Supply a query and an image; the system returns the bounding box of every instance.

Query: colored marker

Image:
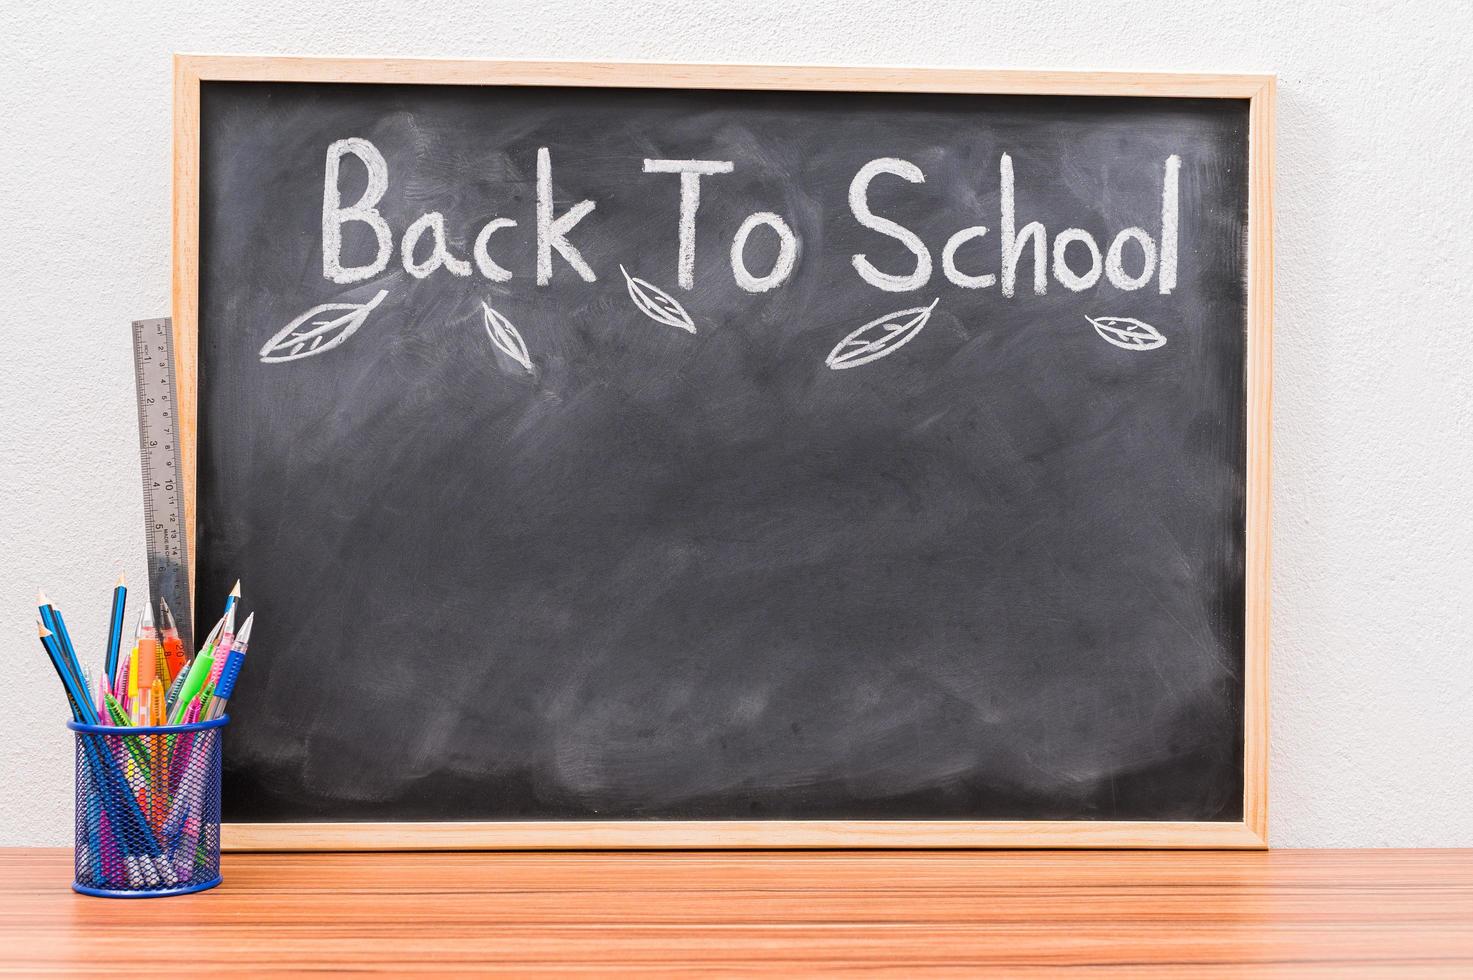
[104,572,127,683]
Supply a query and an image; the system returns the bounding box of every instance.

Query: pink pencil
[96,671,110,726]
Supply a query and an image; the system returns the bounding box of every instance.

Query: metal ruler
[131,317,194,651]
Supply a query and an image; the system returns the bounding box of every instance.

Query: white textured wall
[3,0,1471,847]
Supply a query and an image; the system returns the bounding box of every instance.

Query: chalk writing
[482,302,535,373]
[825,299,940,370]
[259,290,389,364]
[1087,315,1168,351]
[277,139,1188,369]
[621,266,696,333]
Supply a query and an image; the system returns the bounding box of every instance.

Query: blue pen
[104,573,127,684]
[205,613,252,720]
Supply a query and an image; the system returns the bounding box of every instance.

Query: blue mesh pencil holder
[68,716,228,898]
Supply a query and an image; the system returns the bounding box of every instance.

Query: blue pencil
[38,621,97,725]
[104,573,127,684]
[222,579,241,621]
[38,592,92,711]
[41,621,166,867]
[35,622,87,723]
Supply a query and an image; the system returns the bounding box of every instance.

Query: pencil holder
[68,716,228,898]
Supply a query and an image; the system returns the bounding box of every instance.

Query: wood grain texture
[173,57,1273,850]
[6,849,1470,976]
[172,54,201,615]
[1243,76,1276,844]
[175,54,1273,96]
[222,819,1266,851]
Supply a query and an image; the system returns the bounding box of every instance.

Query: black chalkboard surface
[186,62,1267,844]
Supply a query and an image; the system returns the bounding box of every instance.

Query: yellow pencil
[127,641,140,723]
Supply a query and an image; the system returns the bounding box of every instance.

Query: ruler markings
[131,318,194,651]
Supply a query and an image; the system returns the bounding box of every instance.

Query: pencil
[222,580,242,621]
[36,622,85,722]
[104,572,127,686]
[38,591,92,712]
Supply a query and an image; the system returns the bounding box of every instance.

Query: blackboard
[177,59,1273,848]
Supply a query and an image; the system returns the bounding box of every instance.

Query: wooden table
[6,848,1471,975]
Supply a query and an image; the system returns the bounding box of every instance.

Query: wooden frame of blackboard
[173,55,1274,850]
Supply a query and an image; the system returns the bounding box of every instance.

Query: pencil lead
[229,580,242,599]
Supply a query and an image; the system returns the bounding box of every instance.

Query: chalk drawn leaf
[1088,315,1167,351]
[481,302,535,373]
[825,298,939,370]
[620,265,696,334]
[259,290,389,364]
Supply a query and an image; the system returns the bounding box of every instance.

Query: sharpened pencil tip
[37,589,50,606]
[115,571,126,588]
[36,621,52,637]
[229,580,242,598]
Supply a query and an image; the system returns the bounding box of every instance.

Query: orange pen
[157,599,187,680]
[135,604,157,703]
